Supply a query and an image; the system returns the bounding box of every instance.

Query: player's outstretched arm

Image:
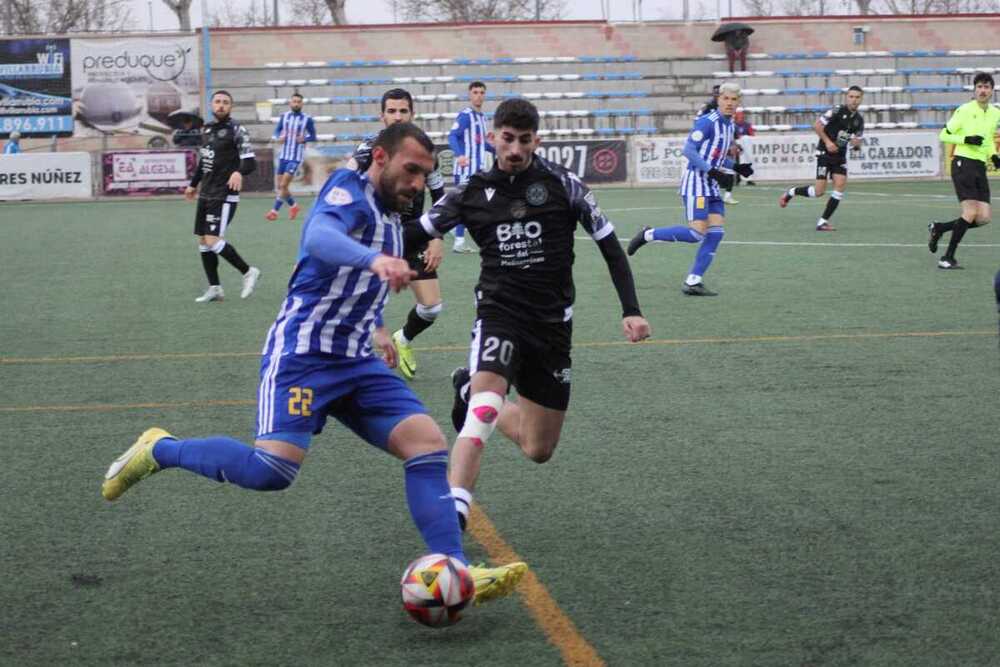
[595,234,650,342]
[370,255,416,293]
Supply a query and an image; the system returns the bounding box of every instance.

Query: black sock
[793,186,813,197]
[943,218,970,259]
[218,243,249,274]
[402,306,435,341]
[821,196,841,221]
[936,218,958,234]
[200,250,220,285]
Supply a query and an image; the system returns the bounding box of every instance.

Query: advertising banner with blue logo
[0,39,73,138]
[71,36,200,139]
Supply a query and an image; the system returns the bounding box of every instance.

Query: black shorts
[405,239,438,281]
[951,157,990,203]
[468,308,572,411]
[194,197,239,236]
[816,153,847,180]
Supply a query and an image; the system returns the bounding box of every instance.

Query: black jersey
[193,118,255,202]
[417,155,616,323]
[352,133,445,220]
[816,105,864,158]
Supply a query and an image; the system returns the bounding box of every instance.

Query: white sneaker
[195,285,224,303]
[241,266,261,299]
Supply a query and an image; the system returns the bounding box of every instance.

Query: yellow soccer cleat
[392,329,416,381]
[469,561,528,605]
[101,427,172,501]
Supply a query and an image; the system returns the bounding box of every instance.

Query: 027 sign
[534,140,627,183]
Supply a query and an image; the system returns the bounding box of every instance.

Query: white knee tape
[415,302,443,322]
[210,239,227,254]
[458,391,504,447]
[831,190,844,200]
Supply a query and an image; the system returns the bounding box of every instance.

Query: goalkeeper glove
[964,135,984,146]
[708,169,733,189]
[734,163,754,178]
[991,155,1000,170]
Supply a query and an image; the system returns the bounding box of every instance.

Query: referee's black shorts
[951,157,991,203]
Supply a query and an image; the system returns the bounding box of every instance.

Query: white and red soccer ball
[400,554,475,628]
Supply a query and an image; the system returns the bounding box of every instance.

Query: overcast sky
[132,0,743,32]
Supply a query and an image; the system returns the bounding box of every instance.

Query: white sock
[452,487,472,521]
[685,274,702,286]
[644,229,655,242]
[817,218,827,227]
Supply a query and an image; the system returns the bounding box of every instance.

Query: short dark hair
[492,98,539,132]
[290,92,303,101]
[847,85,864,94]
[380,88,413,113]
[211,90,233,101]
[974,71,995,88]
[469,81,486,91]
[372,121,434,157]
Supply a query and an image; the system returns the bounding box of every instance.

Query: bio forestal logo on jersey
[497,221,541,244]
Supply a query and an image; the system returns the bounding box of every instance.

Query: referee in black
[929,72,1000,270]
[186,90,261,302]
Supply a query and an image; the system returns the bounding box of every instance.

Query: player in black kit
[348,89,446,380]
[186,90,260,303]
[779,86,865,231]
[406,98,651,530]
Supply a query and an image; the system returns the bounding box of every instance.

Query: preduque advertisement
[71,36,200,139]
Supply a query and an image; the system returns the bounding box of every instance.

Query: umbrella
[166,109,204,130]
[712,23,754,42]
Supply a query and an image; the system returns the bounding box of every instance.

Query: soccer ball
[400,553,475,628]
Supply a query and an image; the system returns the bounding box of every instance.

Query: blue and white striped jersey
[448,107,493,183]
[273,110,317,162]
[680,110,734,199]
[261,169,402,360]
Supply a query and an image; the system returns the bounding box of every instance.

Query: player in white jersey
[627,83,752,296]
[100,121,529,605]
[447,81,494,253]
[267,93,317,221]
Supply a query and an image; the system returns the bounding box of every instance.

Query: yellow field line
[1,329,993,366]
[469,504,605,667]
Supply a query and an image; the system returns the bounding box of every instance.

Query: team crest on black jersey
[217,129,228,138]
[510,200,527,219]
[526,183,548,206]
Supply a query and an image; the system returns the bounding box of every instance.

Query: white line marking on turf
[576,235,1000,248]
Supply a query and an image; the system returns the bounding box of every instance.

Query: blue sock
[690,226,725,278]
[273,198,284,211]
[152,436,299,491]
[404,451,466,564]
[994,269,1000,312]
[285,196,296,207]
[455,225,465,239]
[652,226,703,243]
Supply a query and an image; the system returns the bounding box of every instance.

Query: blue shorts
[255,353,427,450]
[681,193,725,221]
[277,159,301,176]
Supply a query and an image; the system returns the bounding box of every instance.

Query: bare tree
[289,0,331,23]
[159,0,193,31]
[2,0,133,34]
[211,0,274,27]
[325,0,348,23]
[397,0,565,23]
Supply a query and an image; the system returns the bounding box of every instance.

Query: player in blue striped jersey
[267,93,317,222]
[101,122,528,603]
[627,82,752,296]
[447,81,494,253]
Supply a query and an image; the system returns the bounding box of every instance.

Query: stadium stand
[210,46,1000,141]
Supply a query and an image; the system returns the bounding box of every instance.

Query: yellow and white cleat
[101,428,171,501]
[469,561,528,605]
[392,329,416,381]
